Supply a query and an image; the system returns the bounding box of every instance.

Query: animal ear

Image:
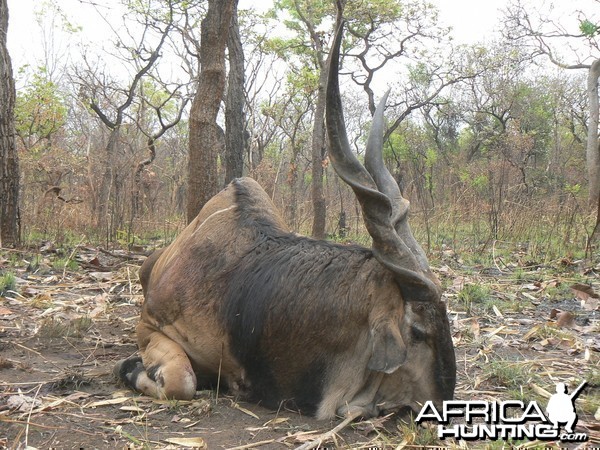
[368,323,407,374]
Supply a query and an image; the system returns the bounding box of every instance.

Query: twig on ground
[227,439,277,450]
[294,409,363,450]
[24,384,42,447]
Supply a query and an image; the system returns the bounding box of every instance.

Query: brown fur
[115,178,455,419]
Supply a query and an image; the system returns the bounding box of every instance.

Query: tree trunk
[310,67,327,239]
[96,127,119,236]
[187,0,236,223]
[224,2,245,185]
[587,59,600,208]
[0,0,20,247]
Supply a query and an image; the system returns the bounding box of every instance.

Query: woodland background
[0,0,599,262]
[0,1,599,448]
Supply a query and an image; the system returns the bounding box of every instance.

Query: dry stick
[60,238,85,281]
[215,343,224,403]
[24,383,43,448]
[491,239,504,275]
[294,409,363,450]
[0,416,89,433]
[8,422,25,450]
[13,342,44,358]
[227,439,277,450]
[126,266,133,296]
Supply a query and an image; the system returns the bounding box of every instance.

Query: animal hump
[231,178,290,233]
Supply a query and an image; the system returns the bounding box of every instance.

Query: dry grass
[0,244,598,449]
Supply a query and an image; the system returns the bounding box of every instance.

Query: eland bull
[115,22,456,420]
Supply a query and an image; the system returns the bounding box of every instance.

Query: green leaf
[579,19,599,37]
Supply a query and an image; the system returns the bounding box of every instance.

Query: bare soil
[0,246,599,449]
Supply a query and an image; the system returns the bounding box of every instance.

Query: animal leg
[115,324,197,400]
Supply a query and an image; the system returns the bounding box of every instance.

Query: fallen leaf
[164,437,207,448]
[287,431,321,444]
[452,276,466,291]
[120,406,145,413]
[353,413,391,435]
[523,325,542,341]
[66,392,92,402]
[0,306,13,316]
[7,394,42,412]
[470,318,480,339]
[0,357,14,369]
[529,383,552,399]
[570,283,599,301]
[263,417,289,427]
[585,336,600,351]
[112,390,133,398]
[21,287,39,297]
[452,314,460,331]
[452,334,462,346]
[233,403,260,419]
[581,297,599,311]
[245,426,268,432]
[486,325,506,337]
[89,271,116,282]
[86,397,131,408]
[438,265,451,275]
[40,241,55,252]
[88,256,101,267]
[35,392,91,411]
[492,305,503,318]
[555,310,576,328]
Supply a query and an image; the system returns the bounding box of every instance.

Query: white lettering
[443,400,468,422]
[464,400,490,423]
[414,401,443,422]
[415,399,587,443]
[437,424,460,438]
[499,400,524,423]
[522,400,547,422]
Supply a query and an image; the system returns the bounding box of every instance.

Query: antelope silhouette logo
[545,381,587,433]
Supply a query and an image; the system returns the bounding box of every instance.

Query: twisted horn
[326,20,440,302]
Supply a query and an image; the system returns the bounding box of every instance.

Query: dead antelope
[115,22,456,420]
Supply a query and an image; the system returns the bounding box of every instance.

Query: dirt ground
[0,245,599,449]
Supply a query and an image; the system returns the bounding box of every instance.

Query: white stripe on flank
[191,204,237,237]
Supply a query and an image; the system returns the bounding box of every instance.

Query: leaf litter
[0,244,598,448]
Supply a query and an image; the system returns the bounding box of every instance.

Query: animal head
[323,19,456,414]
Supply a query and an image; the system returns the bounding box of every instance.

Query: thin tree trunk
[187,0,236,223]
[310,64,328,239]
[86,31,166,241]
[224,2,245,185]
[587,59,600,208]
[0,0,20,247]
[96,128,119,235]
